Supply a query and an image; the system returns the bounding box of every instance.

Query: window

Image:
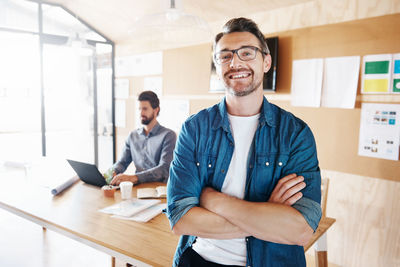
[0,1,115,171]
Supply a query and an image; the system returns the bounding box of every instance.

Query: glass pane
[0,32,41,161]
[42,43,95,163]
[42,4,106,42]
[0,0,38,32]
[96,43,114,171]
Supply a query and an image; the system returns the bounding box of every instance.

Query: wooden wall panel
[263,14,400,182]
[314,170,400,267]
[163,44,212,95]
[189,98,221,115]
[268,14,400,96]
[273,101,400,182]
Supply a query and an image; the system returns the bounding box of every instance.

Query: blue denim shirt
[166,97,321,267]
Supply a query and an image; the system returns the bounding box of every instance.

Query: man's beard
[141,114,154,125]
[226,80,261,96]
[223,68,262,97]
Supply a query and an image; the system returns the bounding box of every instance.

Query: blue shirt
[166,97,322,267]
[113,123,176,183]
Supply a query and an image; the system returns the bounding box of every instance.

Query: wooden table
[304,217,336,267]
[0,176,179,267]
[0,160,335,267]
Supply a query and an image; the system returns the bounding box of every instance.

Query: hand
[268,173,305,205]
[110,174,138,185]
[200,187,228,214]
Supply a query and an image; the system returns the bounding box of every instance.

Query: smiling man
[166,18,322,267]
[110,91,176,186]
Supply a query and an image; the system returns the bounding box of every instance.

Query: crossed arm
[172,174,314,246]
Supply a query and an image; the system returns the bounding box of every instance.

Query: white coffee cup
[120,181,133,200]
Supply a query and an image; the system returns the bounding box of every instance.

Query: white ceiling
[44,0,312,46]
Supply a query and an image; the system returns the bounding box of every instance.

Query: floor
[0,208,339,267]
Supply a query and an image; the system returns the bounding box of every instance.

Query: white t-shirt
[192,113,259,266]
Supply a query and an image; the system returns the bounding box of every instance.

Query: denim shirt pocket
[198,154,217,186]
[252,153,289,200]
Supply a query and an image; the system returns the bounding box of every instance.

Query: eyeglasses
[214,46,266,65]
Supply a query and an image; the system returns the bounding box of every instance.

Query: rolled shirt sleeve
[283,124,322,231]
[166,119,204,229]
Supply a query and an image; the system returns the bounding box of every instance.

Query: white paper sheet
[115,100,126,127]
[115,52,162,77]
[321,56,360,109]
[143,76,163,96]
[115,79,130,99]
[112,203,167,222]
[157,99,189,134]
[99,198,161,217]
[358,103,400,160]
[291,58,323,107]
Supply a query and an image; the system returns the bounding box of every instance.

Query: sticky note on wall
[365,61,390,74]
[393,54,400,93]
[364,79,389,93]
[361,54,392,94]
[394,60,400,74]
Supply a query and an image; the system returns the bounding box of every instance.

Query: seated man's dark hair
[138,91,160,109]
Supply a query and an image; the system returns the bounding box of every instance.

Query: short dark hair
[138,91,160,113]
[214,17,269,55]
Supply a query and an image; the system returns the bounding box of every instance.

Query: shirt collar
[137,122,161,136]
[212,96,276,130]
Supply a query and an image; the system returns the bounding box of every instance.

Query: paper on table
[361,54,392,94]
[291,58,323,107]
[137,186,166,199]
[51,176,80,195]
[358,103,400,160]
[112,203,167,222]
[321,56,360,108]
[99,198,161,217]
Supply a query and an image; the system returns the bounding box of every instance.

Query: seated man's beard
[141,115,153,125]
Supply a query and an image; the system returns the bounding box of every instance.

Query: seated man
[110,91,176,186]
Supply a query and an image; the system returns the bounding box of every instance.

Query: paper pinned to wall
[392,53,400,93]
[115,52,162,77]
[115,79,130,99]
[143,76,162,96]
[321,56,360,108]
[361,54,392,94]
[115,100,126,128]
[291,58,323,107]
[358,103,400,161]
[158,99,189,134]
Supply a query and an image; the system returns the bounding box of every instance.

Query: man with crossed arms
[167,17,321,267]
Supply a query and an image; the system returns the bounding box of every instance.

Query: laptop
[67,159,108,187]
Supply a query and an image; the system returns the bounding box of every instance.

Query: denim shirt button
[278,162,283,166]
[249,165,253,169]
[229,142,233,146]
[208,164,212,168]
[196,162,200,166]
[265,162,269,166]
[221,169,225,173]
